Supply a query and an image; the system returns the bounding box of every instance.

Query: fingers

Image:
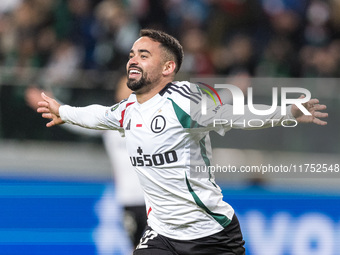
[42,113,53,119]
[296,97,328,126]
[313,111,328,118]
[37,92,55,127]
[307,98,320,105]
[311,101,328,126]
[313,118,328,126]
[37,101,49,108]
[46,120,55,128]
[38,92,53,108]
[311,100,328,125]
[307,98,328,123]
[310,102,328,119]
[312,104,327,111]
[41,92,51,101]
[41,113,63,127]
[37,93,50,112]
[37,106,50,113]
[42,114,61,127]
[36,91,63,127]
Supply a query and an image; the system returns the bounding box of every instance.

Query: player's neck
[135,78,173,104]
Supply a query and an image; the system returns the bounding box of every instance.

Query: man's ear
[162,61,176,76]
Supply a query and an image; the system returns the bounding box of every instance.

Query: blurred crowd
[0,0,340,140]
[0,0,340,78]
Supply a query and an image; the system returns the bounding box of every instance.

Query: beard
[127,72,152,92]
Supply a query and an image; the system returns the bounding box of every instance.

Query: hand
[291,96,328,125]
[37,92,65,127]
[25,87,53,110]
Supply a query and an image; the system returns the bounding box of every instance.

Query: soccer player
[37,29,328,255]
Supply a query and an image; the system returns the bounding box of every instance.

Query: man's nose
[128,56,138,66]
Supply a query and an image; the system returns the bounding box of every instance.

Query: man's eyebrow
[129,49,152,55]
[138,49,151,55]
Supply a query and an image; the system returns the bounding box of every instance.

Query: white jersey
[60,81,294,240]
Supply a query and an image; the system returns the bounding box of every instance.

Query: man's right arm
[37,92,121,130]
[59,104,120,130]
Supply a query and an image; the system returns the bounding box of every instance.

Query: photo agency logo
[198,83,313,128]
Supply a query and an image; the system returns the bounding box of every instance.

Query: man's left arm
[193,96,328,134]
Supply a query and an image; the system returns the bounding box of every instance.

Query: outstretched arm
[38,91,123,130]
[37,92,65,127]
[291,97,328,125]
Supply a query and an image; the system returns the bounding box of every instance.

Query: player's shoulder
[108,93,137,113]
[159,81,202,105]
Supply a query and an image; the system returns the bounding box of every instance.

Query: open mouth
[128,68,142,79]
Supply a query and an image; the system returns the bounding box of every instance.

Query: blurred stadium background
[0,0,339,254]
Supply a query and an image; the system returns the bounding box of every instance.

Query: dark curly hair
[140,29,184,73]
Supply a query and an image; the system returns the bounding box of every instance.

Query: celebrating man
[37,29,327,255]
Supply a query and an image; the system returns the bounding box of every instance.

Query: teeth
[129,70,141,74]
